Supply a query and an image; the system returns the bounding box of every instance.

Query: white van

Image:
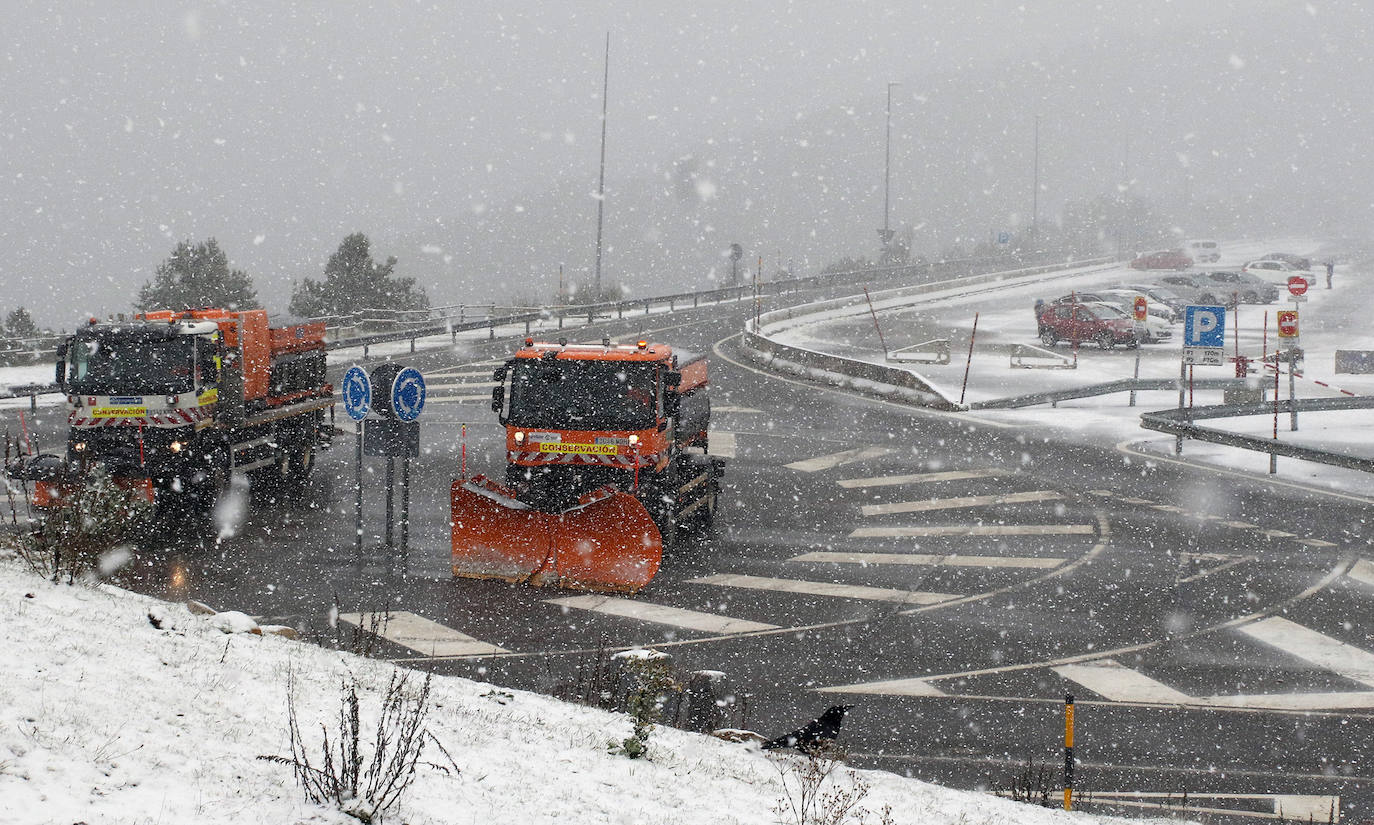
[1184,239,1221,263]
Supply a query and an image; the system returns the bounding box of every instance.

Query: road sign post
[342,366,372,557]
[366,365,427,567]
[1277,310,1300,431]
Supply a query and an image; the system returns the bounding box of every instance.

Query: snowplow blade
[450,475,662,593]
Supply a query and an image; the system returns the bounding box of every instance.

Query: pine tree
[289,233,428,319]
[135,238,258,312]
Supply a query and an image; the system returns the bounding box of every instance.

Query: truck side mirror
[665,370,682,389]
[54,342,67,389]
[663,392,681,420]
[491,366,508,417]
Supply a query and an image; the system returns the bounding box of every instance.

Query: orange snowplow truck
[450,338,724,593]
[21,308,334,511]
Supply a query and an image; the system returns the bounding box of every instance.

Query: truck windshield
[67,332,195,395]
[506,359,657,431]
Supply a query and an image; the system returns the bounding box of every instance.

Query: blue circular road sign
[342,365,372,421]
[391,367,426,422]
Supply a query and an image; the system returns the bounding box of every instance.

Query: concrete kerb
[741,258,1118,412]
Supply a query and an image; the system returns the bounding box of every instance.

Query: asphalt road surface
[40,292,1374,823]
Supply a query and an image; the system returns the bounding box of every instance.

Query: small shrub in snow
[608,651,679,760]
[772,743,894,825]
[13,465,151,583]
[260,668,444,823]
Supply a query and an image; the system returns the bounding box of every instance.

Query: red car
[1129,249,1193,270]
[1037,301,1139,349]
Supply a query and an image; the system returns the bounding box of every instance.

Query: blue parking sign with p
[1184,305,1226,347]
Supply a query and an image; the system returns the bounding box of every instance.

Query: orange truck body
[451,339,722,593]
[28,308,334,510]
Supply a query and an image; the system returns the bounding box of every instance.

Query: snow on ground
[0,554,1133,825]
[767,238,1374,499]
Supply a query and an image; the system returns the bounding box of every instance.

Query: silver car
[1192,270,1280,304]
[1147,274,1239,308]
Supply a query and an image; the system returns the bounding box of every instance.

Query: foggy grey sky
[2,1,1366,326]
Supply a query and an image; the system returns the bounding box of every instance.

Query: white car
[1242,259,1315,287]
[1093,288,1179,323]
[1085,302,1173,344]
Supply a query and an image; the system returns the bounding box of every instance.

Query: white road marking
[1205,691,1374,710]
[337,611,509,657]
[1349,558,1374,587]
[1239,616,1374,687]
[790,552,1065,569]
[714,405,763,414]
[424,381,496,391]
[1084,793,1340,822]
[786,446,896,473]
[710,430,737,458]
[1055,659,1193,704]
[1175,552,1254,584]
[861,490,1062,516]
[836,468,1012,488]
[426,394,495,405]
[425,365,501,379]
[1297,538,1338,547]
[546,595,777,634]
[688,573,958,604]
[849,524,1092,538]
[818,676,946,696]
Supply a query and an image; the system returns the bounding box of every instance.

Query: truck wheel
[194,456,231,515]
[642,467,680,551]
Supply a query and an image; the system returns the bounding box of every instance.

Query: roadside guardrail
[1139,396,1374,472]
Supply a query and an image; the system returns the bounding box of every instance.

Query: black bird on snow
[761,704,855,753]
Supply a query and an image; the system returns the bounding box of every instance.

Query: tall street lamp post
[880,81,899,259]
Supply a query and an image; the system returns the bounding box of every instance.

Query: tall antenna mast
[593,32,610,298]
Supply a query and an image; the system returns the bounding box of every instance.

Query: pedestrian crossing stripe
[1053,659,1192,704]
[786,446,897,473]
[546,595,778,634]
[337,611,509,656]
[1239,616,1374,687]
[1079,793,1339,823]
[426,394,495,405]
[789,552,1066,569]
[688,573,958,605]
[710,430,737,458]
[837,468,1012,489]
[1349,558,1374,587]
[424,381,496,391]
[714,405,763,414]
[861,490,1062,516]
[849,524,1093,538]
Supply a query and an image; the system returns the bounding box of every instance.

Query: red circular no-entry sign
[1288,275,1309,296]
[1277,310,1299,338]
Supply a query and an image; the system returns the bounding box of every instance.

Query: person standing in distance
[1326,261,1334,289]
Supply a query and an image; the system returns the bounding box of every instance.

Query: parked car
[1150,273,1239,307]
[1037,300,1139,349]
[1193,270,1279,304]
[1261,252,1312,270]
[1116,283,1190,318]
[1242,259,1316,287]
[1092,288,1180,323]
[1085,301,1173,344]
[1129,249,1193,270]
[1184,239,1222,264]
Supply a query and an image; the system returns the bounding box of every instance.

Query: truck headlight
[628,434,639,445]
[513,431,525,443]
[73,442,87,452]
[169,441,184,453]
